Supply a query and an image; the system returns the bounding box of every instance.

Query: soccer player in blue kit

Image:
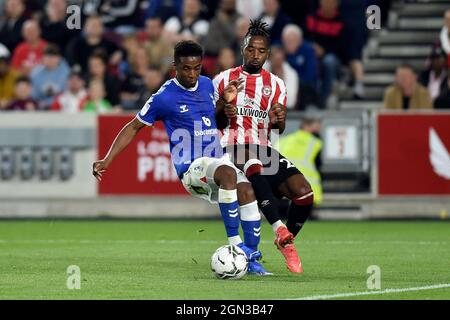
[92,41,271,275]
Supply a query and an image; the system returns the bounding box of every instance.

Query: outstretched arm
[92,117,146,181]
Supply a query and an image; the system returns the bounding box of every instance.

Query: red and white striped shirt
[213,66,287,147]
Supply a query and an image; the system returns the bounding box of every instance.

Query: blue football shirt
[136,76,223,178]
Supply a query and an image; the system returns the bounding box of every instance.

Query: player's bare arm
[215,78,244,128]
[269,103,286,134]
[92,117,146,181]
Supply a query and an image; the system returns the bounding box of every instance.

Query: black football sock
[247,173,281,225]
[286,202,313,237]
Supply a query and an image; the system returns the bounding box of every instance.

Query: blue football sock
[218,189,241,240]
[240,201,261,251]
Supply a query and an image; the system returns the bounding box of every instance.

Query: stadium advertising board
[98,115,188,195]
[324,125,358,160]
[378,113,450,195]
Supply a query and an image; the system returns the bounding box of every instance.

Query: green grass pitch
[0,220,449,300]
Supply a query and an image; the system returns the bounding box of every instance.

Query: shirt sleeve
[212,73,224,103]
[274,76,288,108]
[136,94,164,126]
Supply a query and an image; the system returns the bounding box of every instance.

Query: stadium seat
[38,147,53,180]
[0,148,15,180]
[19,147,34,180]
[59,148,74,181]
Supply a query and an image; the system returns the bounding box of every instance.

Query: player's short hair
[174,40,203,63]
[245,19,271,43]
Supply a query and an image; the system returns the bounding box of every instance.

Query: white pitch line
[294,283,450,300]
[0,239,447,245]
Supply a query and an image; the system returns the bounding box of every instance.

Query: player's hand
[222,78,244,103]
[92,160,108,181]
[224,102,237,118]
[269,106,285,124]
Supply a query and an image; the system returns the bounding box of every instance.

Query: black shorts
[224,144,301,198]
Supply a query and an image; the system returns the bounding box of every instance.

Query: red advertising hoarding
[97,115,188,195]
[378,113,450,195]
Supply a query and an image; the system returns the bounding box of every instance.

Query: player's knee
[216,165,237,189]
[237,182,256,204]
[291,183,314,206]
[243,159,263,178]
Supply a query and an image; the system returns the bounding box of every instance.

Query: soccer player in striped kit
[214,20,314,273]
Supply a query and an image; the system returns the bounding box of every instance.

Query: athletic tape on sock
[239,201,260,221]
[218,188,238,204]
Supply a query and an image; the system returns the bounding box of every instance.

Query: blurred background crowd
[0,0,449,114]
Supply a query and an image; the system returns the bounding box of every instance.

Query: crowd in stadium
[0,0,449,113]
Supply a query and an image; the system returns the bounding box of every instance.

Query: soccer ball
[211,244,248,280]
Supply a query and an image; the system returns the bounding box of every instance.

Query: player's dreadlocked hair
[245,19,271,42]
[174,40,204,63]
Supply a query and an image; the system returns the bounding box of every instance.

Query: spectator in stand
[282,25,317,88]
[232,16,250,65]
[120,46,150,110]
[39,0,78,53]
[204,0,241,57]
[339,0,367,100]
[0,0,27,52]
[211,47,237,77]
[134,67,165,110]
[266,45,299,110]
[0,44,20,109]
[439,10,450,67]
[164,0,209,45]
[83,79,113,113]
[258,0,291,45]
[282,24,319,110]
[77,0,101,17]
[200,0,221,21]
[11,19,47,76]
[306,0,360,107]
[4,76,37,111]
[99,0,144,34]
[419,47,448,103]
[87,50,121,109]
[236,0,263,20]
[434,71,450,109]
[141,17,173,75]
[279,0,315,29]
[145,0,183,24]
[65,16,123,72]
[30,43,70,110]
[121,33,139,75]
[51,67,89,113]
[383,64,432,110]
